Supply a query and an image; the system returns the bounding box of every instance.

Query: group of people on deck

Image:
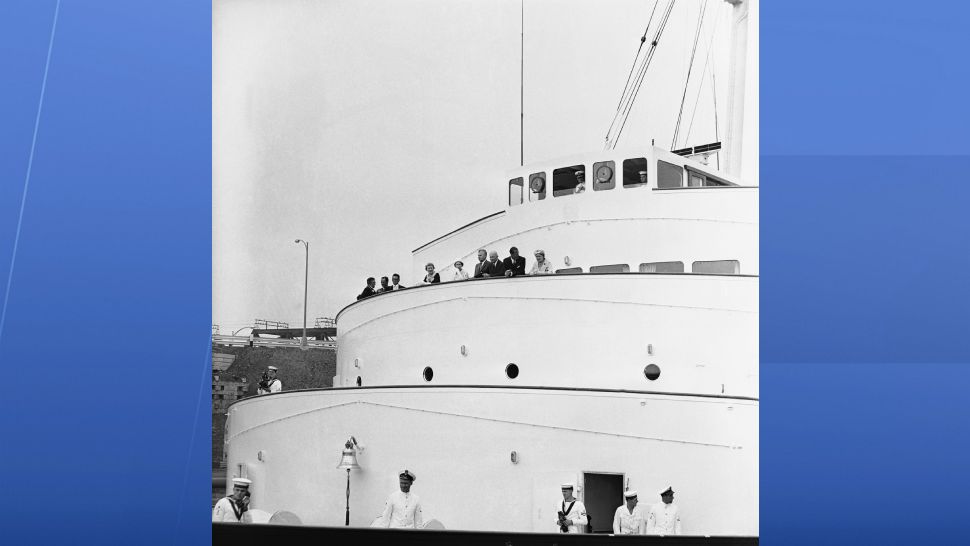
[356,247,555,300]
[558,483,683,535]
[215,474,682,535]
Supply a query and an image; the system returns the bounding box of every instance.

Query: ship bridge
[411,146,758,287]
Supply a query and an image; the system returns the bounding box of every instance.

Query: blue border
[0,1,968,544]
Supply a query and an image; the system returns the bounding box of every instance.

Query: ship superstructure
[222,0,757,537]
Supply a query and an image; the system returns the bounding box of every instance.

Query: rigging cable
[603,0,660,149]
[670,0,709,150]
[684,0,724,145]
[712,70,719,169]
[610,0,677,149]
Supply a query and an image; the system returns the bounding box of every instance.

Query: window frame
[639,261,685,273]
[622,157,650,188]
[657,160,684,189]
[508,177,524,206]
[592,160,616,191]
[528,172,546,202]
[691,259,741,275]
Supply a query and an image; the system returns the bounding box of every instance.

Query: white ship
[221,0,757,538]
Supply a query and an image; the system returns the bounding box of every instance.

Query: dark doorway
[583,472,624,534]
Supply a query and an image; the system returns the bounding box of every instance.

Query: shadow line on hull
[214,523,758,545]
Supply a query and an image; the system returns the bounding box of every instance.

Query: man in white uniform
[379,470,423,528]
[646,486,682,535]
[612,490,645,535]
[554,483,588,534]
[212,477,251,522]
[257,365,282,394]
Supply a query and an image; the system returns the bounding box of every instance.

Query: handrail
[212,335,336,349]
[412,210,505,254]
[335,271,759,321]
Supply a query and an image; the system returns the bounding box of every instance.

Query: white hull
[225,386,757,535]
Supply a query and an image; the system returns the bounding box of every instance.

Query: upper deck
[411,146,758,282]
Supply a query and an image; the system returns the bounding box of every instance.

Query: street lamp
[294,239,309,350]
[336,437,361,526]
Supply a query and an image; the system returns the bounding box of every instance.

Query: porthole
[505,363,519,379]
[643,364,661,381]
[356,376,362,387]
[423,367,434,382]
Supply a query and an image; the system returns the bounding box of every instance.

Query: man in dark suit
[473,249,488,278]
[503,246,526,277]
[389,273,406,290]
[481,250,506,277]
[357,277,377,300]
[377,276,392,293]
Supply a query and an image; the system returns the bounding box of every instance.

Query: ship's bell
[336,440,361,470]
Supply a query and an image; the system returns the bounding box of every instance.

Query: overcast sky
[213,0,757,332]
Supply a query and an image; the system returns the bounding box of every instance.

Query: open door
[583,472,624,534]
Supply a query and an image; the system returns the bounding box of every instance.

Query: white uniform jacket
[257,378,282,395]
[613,504,645,534]
[646,502,682,535]
[380,490,423,528]
[553,499,588,533]
[212,497,243,523]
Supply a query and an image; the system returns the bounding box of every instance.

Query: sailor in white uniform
[212,477,251,523]
[646,486,682,535]
[257,366,282,394]
[379,470,423,528]
[612,490,645,535]
[554,483,588,534]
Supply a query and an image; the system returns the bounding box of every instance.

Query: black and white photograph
[212,0,758,539]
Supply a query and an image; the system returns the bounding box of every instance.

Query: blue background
[1,0,968,544]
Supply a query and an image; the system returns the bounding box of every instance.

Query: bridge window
[692,260,740,274]
[509,177,524,206]
[592,161,615,191]
[589,264,630,273]
[623,157,649,188]
[657,160,684,189]
[639,261,685,273]
[529,172,546,201]
[687,167,731,187]
[556,267,583,274]
[552,164,586,197]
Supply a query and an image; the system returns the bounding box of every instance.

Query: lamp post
[294,239,309,350]
[336,437,361,526]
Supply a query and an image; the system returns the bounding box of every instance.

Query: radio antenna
[520,0,524,166]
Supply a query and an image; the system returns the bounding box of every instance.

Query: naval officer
[646,486,682,535]
[379,470,423,528]
[612,490,645,535]
[212,478,251,522]
[555,483,588,533]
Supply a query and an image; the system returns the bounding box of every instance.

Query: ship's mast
[722,0,750,177]
[520,0,524,166]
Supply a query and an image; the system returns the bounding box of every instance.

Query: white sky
[213,0,755,331]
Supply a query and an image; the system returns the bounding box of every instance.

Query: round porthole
[505,363,519,379]
[356,376,362,387]
[643,364,661,381]
[423,367,434,382]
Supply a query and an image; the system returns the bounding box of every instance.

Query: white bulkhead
[224,146,759,535]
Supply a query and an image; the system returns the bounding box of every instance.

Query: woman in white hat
[452,260,469,281]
